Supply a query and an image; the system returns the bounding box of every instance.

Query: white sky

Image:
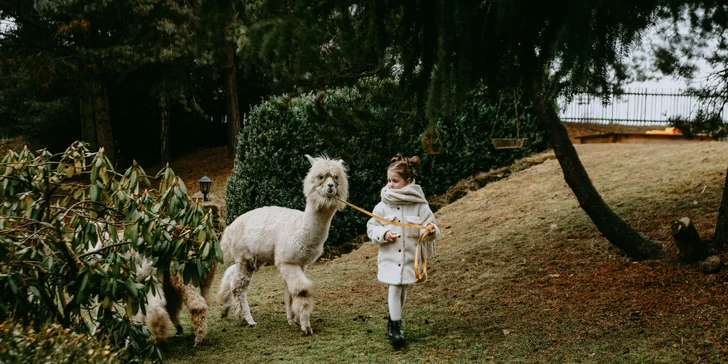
[558,18,724,125]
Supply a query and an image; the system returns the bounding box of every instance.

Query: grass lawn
[163,142,728,363]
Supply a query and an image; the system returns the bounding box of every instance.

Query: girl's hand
[426,223,436,236]
[384,231,399,242]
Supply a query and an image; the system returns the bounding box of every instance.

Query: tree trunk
[526,77,663,260]
[224,39,241,158]
[80,77,97,150]
[91,77,115,164]
[672,217,709,264]
[712,164,728,250]
[160,93,171,164]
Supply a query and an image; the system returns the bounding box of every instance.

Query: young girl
[366,154,440,349]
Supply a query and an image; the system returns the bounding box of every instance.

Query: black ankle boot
[390,320,404,349]
[387,318,394,340]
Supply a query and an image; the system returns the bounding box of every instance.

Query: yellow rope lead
[338,198,433,280]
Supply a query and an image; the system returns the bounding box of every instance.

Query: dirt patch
[146,146,234,221]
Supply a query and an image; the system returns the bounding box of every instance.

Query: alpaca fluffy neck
[297,203,337,249]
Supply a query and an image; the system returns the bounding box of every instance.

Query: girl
[366,154,440,349]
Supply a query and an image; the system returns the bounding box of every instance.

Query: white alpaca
[131,256,171,342]
[219,155,348,334]
[88,226,215,345]
[130,252,217,345]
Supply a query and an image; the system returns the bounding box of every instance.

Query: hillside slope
[165,142,728,363]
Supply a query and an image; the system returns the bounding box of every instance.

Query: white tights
[388,284,410,321]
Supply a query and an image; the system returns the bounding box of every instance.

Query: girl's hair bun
[389,153,405,165]
[387,154,420,180]
[407,155,421,169]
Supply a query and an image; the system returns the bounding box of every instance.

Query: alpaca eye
[334,176,338,181]
[318,175,323,179]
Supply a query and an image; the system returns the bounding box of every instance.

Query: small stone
[701,255,721,273]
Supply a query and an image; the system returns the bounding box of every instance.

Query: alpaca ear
[337,159,344,167]
[305,154,316,166]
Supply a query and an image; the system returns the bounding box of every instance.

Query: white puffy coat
[367,184,440,285]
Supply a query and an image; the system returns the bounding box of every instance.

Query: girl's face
[387,169,411,189]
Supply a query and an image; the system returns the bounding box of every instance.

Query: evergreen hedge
[226,79,547,250]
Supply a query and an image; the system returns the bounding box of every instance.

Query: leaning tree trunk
[527,77,663,260]
[91,77,115,164]
[713,164,728,251]
[224,38,241,158]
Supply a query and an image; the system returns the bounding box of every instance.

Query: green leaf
[200,242,210,260]
[99,164,109,185]
[90,164,98,184]
[125,222,139,245]
[130,171,138,194]
[108,224,118,241]
[8,277,18,295]
[197,229,207,243]
[125,298,134,318]
[89,184,100,201]
[80,272,89,292]
[213,241,224,262]
[178,180,188,196]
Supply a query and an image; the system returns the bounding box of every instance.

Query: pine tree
[244,0,669,258]
[0,0,208,164]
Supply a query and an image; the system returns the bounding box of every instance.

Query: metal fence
[558,89,728,125]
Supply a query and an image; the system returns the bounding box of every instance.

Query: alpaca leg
[279,263,314,335]
[169,271,209,346]
[145,293,172,342]
[184,286,209,346]
[232,260,257,326]
[283,280,295,325]
[218,265,237,319]
[163,270,184,335]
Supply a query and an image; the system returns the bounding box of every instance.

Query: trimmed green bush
[226,79,546,250]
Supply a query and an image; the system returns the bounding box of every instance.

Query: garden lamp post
[198,174,212,202]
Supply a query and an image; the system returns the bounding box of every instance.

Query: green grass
[164,142,728,363]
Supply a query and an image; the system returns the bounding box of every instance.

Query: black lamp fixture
[198,173,212,202]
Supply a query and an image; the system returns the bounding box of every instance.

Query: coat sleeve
[367,203,390,245]
[419,203,441,239]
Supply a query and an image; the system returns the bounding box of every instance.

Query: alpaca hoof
[175,325,183,335]
[244,319,257,327]
[194,337,204,347]
[302,325,313,336]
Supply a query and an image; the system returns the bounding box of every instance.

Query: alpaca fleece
[219,155,348,334]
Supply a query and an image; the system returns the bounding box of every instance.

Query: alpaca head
[303,155,348,211]
[292,290,315,335]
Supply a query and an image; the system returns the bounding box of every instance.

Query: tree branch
[77,241,132,259]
